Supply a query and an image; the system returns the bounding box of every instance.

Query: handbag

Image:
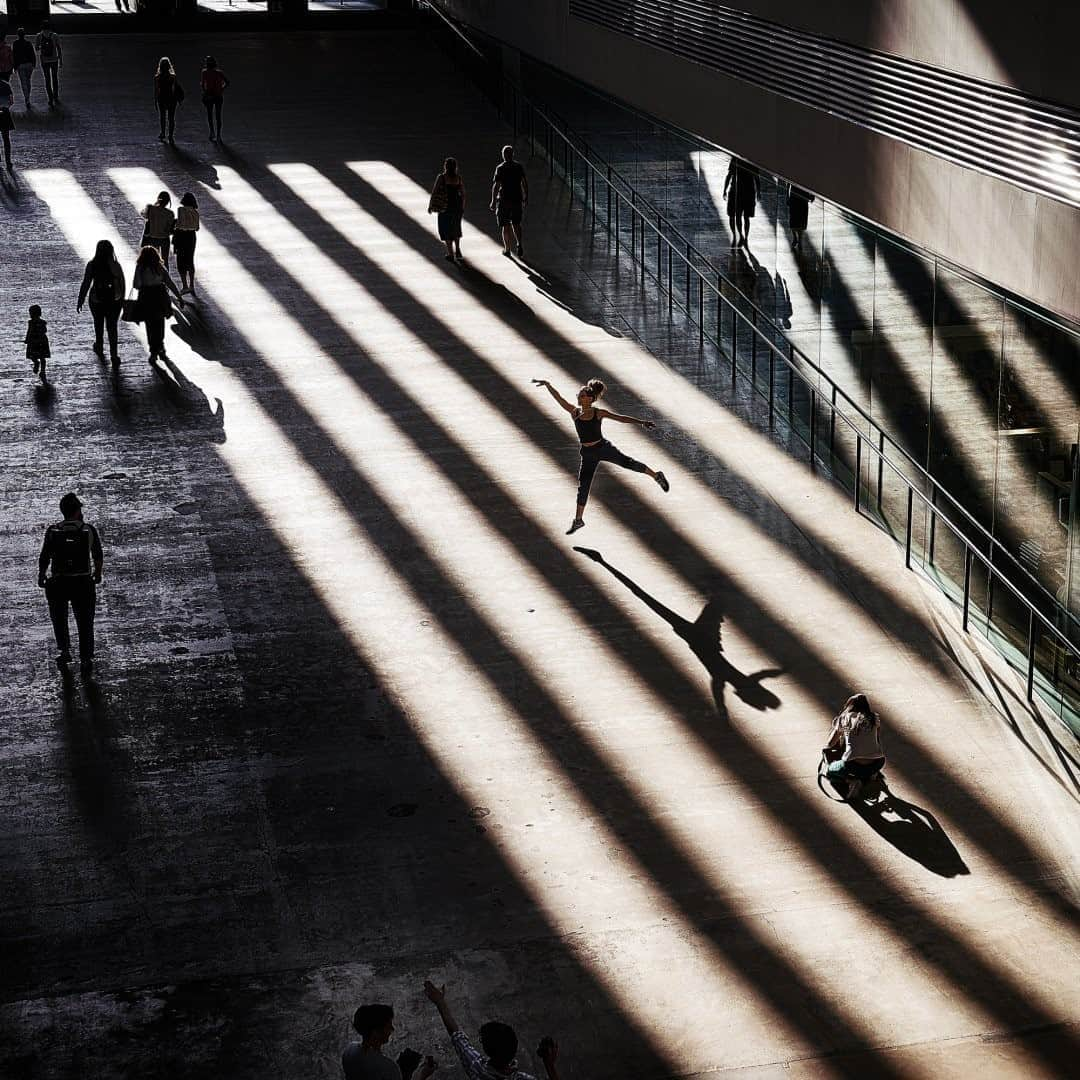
[121,289,142,324]
[428,176,448,214]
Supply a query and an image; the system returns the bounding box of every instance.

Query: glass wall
[519,57,1080,724]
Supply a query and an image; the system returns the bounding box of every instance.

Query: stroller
[818,746,887,803]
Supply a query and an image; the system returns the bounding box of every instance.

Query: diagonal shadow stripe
[287,160,1080,926]
[101,205,914,1075]
[174,163,1080,1069]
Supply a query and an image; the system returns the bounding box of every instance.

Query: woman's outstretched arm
[532,379,576,414]
[597,408,655,429]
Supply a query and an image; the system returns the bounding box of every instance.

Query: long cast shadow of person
[850,783,970,878]
[574,547,783,720]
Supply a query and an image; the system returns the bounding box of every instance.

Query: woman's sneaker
[655,471,670,492]
[566,518,585,535]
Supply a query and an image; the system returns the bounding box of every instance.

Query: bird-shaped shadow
[575,547,783,720]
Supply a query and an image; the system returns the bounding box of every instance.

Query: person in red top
[200,56,229,143]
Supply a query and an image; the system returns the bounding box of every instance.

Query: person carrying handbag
[428,157,466,262]
[132,245,183,364]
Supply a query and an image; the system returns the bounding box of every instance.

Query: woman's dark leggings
[89,299,121,358]
[158,103,176,140]
[577,440,648,506]
[144,314,166,354]
[204,97,223,135]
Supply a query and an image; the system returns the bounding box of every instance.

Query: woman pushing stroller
[822,693,886,801]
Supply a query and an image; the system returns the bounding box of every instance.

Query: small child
[25,304,51,382]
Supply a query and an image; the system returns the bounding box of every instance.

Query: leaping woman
[533,376,669,534]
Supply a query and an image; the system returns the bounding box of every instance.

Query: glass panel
[929,268,1003,532]
[776,182,823,371]
[999,304,1080,614]
[820,207,874,482]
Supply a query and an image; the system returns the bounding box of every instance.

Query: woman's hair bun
[586,378,606,399]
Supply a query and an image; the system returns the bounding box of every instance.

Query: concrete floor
[1,27,1079,1080]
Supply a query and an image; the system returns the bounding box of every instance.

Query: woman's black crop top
[573,408,603,442]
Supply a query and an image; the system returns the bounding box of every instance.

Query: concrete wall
[439,0,1080,325]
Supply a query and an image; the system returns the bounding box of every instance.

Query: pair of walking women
[154,55,229,145]
[76,239,184,366]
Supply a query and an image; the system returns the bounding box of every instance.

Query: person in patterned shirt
[422,981,560,1080]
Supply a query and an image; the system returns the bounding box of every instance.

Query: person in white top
[140,190,175,269]
[822,693,886,800]
[173,191,200,296]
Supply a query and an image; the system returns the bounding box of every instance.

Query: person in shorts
[489,144,528,258]
[200,56,229,142]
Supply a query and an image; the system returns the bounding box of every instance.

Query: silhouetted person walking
[0,33,14,86]
[0,71,14,170]
[12,29,34,110]
[140,189,175,268]
[39,492,103,673]
[200,56,228,142]
[34,19,61,108]
[77,239,125,366]
[490,144,528,257]
[787,184,814,249]
[533,376,668,534]
[428,156,465,262]
[723,158,758,247]
[173,192,200,296]
[24,303,50,382]
[154,56,183,145]
[424,980,562,1080]
[342,1003,436,1080]
[133,244,183,363]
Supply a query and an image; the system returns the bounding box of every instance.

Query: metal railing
[419,2,1080,727]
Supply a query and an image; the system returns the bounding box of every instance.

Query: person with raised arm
[533,376,669,534]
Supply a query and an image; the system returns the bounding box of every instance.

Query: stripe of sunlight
[27,166,765,1077]
[120,164,951,1057]
[335,162,1080,992]
[100,166,881,1073]
[267,165,917,682]
[346,163,1080,827]
[336,164,1074,833]
[343,160,948,622]
[295,162,1080,939]
[282,162,935,659]
[189,164,1080,1056]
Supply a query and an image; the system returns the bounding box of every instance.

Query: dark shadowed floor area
[1,27,1079,1080]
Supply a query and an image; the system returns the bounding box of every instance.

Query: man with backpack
[35,19,62,108]
[12,28,34,110]
[39,493,104,674]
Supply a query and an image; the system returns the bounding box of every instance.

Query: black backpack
[92,260,114,303]
[39,35,56,62]
[50,522,92,576]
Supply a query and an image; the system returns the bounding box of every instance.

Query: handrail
[419,1,1080,714]
[531,103,1080,639]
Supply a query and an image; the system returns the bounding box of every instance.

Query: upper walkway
[1,26,1078,1080]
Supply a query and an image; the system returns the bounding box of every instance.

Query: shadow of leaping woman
[574,546,783,721]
